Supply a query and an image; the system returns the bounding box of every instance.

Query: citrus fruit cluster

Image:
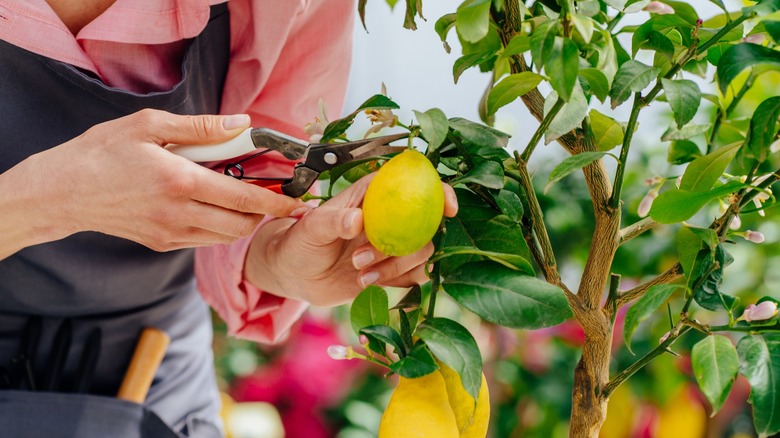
[362,149,444,257]
[378,363,489,437]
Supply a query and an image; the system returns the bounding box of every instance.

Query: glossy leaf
[679,143,740,192]
[692,335,739,415]
[579,68,611,103]
[443,261,573,329]
[435,13,457,52]
[500,35,531,58]
[390,343,439,378]
[737,334,780,437]
[450,160,505,189]
[690,245,737,312]
[662,78,701,128]
[454,51,498,84]
[449,117,510,148]
[589,109,624,151]
[492,189,524,223]
[545,152,608,193]
[632,15,693,57]
[350,286,390,335]
[414,108,449,153]
[545,86,589,144]
[648,181,744,224]
[623,284,683,353]
[660,123,712,141]
[667,140,702,164]
[546,37,580,102]
[572,14,595,43]
[432,246,534,275]
[456,0,492,43]
[487,72,544,116]
[530,20,558,69]
[717,43,780,93]
[360,325,407,357]
[677,226,704,280]
[609,60,661,109]
[604,0,650,13]
[746,96,780,162]
[440,189,531,275]
[417,318,483,400]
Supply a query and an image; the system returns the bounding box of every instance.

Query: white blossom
[644,1,674,14]
[303,99,330,143]
[738,301,778,322]
[744,230,765,244]
[327,345,349,360]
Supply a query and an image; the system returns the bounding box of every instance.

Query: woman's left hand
[244,174,458,307]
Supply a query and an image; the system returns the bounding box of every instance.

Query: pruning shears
[167,128,408,197]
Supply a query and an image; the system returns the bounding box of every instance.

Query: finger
[189,169,308,217]
[295,206,363,246]
[180,201,265,239]
[380,264,432,288]
[357,242,435,288]
[442,183,459,217]
[129,109,252,146]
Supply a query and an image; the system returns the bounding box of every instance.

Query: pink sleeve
[195,0,355,344]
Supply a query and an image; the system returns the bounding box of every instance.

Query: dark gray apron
[0,4,230,437]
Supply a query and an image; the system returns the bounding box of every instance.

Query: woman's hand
[245,174,459,307]
[0,109,307,258]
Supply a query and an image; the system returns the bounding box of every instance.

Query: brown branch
[619,217,657,244]
[615,263,683,308]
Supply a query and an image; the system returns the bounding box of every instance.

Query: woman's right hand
[0,109,307,258]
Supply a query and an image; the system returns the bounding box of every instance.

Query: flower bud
[659,331,670,344]
[358,334,369,345]
[644,1,674,14]
[742,34,766,45]
[739,301,778,322]
[637,189,659,218]
[745,230,765,244]
[729,214,742,230]
[327,345,349,360]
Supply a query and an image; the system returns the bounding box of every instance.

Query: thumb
[137,110,251,145]
[298,207,363,246]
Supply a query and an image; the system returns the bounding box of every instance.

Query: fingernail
[222,114,251,131]
[359,271,379,287]
[344,210,359,230]
[353,251,375,269]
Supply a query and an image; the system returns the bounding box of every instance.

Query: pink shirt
[0,0,355,343]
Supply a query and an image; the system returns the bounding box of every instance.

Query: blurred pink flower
[644,1,674,14]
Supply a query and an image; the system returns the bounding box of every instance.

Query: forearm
[0,153,71,260]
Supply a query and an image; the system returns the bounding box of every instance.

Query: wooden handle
[116,327,170,404]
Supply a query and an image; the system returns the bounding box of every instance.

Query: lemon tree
[319,0,780,436]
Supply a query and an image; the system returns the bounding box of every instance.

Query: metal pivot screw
[324,152,338,165]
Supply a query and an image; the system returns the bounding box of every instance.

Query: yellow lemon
[655,386,706,438]
[599,383,637,438]
[363,149,444,256]
[379,372,460,438]
[438,362,490,438]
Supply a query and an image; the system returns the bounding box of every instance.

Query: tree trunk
[570,311,613,437]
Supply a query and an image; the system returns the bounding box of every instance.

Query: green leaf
[589,109,625,151]
[500,35,531,58]
[708,0,727,13]
[360,325,407,357]
[609,60,661,109]
[623,284,683,353]
[456,0,491,43]
[453,51,498,84]
[392,285,422,310]
[449,117,510,148]
[416,318,483,401]
[443,261,573,329]
[766,21,780,43]
[450,160,505,189]
[667,140,702,164]
[746,96,780,162]
[492,189,524,223]
[662,78,701,128]
[743,0,780,16]
[687,227,719,250]
[435,13,457,52]
[350,286,390,335]
[546,37,580,102]
[414,108,449,153]
[690,245,737,312]
[679,143,740,192]
[636,31,675,59]
[432,246,534,275]
[662,0,699,25]
[545,86,589,144]
[358,0,368,31]
[717,43,780,93]
[661,123,712,141]
[737,334,780,437]
[692,335,739,415]
[572,14,595,43]
[487,72,544,116]
[579,68,611,103]
[321,94,400,143]
[677,226,704,280]
[403,0,420,30]
[604,0,651,13]
[390,343,439,378]
[530,20,558,69]
[545,152,608,193]
[632,15,693,57]
[648,181,745,224]
[441,189,531,275]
